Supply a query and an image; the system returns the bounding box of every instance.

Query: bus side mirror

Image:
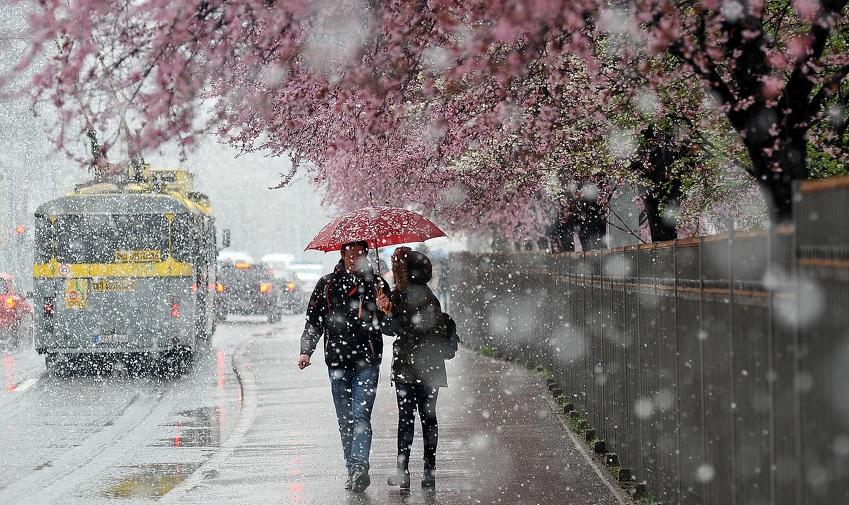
[222,229,231,249]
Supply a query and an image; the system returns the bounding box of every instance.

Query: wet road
[0,316,622,505]
[166,317,623,505]
[0,318,252,504]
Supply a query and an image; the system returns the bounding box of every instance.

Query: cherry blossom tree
[631,0,849,222]
[8,0,842,243]
[9,0,602,239]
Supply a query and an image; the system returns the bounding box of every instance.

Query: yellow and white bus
[32,168,227,375]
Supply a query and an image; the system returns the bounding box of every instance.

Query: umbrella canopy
[305,206,447,252]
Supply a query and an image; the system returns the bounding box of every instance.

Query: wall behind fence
[446,176,849,505]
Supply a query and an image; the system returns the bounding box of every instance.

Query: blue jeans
[328,365,379,474]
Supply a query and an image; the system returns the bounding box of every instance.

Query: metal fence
[445,176,849,505]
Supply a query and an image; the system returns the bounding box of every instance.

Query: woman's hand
[376,291,393,314]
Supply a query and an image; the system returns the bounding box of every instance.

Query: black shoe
[351,468,371,493]
[344,473,353,490]
[421,469,436,489]
[387,469,411,489]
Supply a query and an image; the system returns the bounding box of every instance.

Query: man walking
[297,241,390,493]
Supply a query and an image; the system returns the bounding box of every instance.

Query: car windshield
[288,263,323,282]
[218,264,269,284]
[264,262,295,280]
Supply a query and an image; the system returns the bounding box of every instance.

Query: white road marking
[14,378,38,392]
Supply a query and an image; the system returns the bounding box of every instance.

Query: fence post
[728,228,738,505]
[698,234,707,504]
[790,186,802,505]
[674,239,682,501]
[767,227,776,505]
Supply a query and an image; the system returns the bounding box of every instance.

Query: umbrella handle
[373,247,384,303]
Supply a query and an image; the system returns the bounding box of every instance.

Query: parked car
[260,253,295,271]
[218,250,254,264]
[286,261,325,295]
[0,273,33,349]
[214,259,279,323]
[260,254,305,313]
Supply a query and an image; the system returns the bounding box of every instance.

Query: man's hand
[297,354,312,369]
[376,291,392,314]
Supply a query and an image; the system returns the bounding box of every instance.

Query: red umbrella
[305,206,447,253]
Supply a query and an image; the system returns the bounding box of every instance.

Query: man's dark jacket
[300,260,390,369]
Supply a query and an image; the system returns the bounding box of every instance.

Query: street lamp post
[6,161,18,276]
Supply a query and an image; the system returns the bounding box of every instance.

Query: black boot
[387,467,411,489]
[421,468,436,489]
[350,467,371,493]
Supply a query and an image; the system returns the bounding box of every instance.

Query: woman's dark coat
[386,270,448,388]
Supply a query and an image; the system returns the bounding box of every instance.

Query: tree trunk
[547,213,576,252]
[744,128,807,225]
[575,199,607,251]
[641,191,680,243]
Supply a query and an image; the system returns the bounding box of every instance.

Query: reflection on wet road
[106,463,202,499]
[0,314,621,505]
[0,316,271,504]
[157,407,222,448]
[161,317,621,505]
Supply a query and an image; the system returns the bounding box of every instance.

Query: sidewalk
[164,317,624,504]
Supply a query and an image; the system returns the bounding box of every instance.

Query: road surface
[0,316,622,505]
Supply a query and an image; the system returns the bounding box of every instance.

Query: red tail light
[170,301,181,318]
[43,298,55,317]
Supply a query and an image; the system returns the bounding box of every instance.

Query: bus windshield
[54,214,169,264]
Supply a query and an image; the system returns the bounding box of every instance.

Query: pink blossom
[6,0,848,234]
[794,0,821,22]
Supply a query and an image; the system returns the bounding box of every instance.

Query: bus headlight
[259,283,273,294]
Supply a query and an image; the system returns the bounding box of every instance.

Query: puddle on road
[105,463,201,498]
[155,407,222,448]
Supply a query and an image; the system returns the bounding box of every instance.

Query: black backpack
[442,312,460,359]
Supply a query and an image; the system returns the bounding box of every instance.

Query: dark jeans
[328,365,379,474]
[395,383,439,470]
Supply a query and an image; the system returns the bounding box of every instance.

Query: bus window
[172,215,199,263]
[34,216,54,262]
[55,214,169,263]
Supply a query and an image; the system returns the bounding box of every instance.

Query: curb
[474,349,634,505]
[535,378,633,505]
[159,343,258,502]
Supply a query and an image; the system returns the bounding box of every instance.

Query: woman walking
[376,247,447,491]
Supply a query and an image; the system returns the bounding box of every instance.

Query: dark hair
[340,241,369,254]
[405,250,432,284]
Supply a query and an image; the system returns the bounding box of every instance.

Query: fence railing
[446,175,849,505]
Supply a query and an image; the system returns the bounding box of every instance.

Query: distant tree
[629,0,849,222]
